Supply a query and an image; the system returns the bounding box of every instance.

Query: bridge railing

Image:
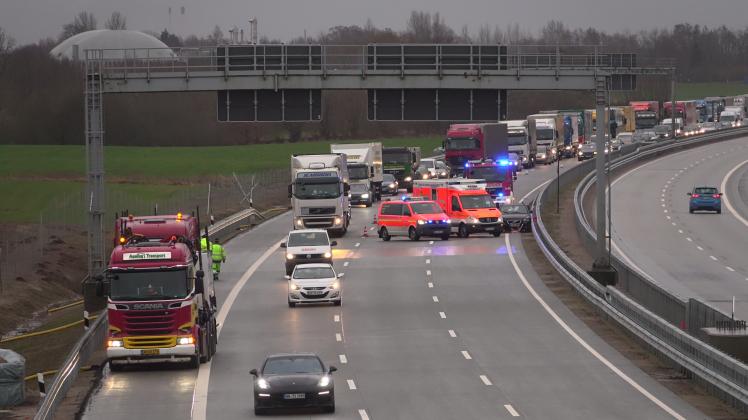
[534,126,748,413]
[83,44,672,79]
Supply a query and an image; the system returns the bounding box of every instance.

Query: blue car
[688,187,722,214]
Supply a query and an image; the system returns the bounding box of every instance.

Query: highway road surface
[82,159,706,419]
[611,136,748,320]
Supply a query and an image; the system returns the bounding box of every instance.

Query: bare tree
[105,12,127,30]
[406,11,432,42]
[60,12,97,40]
[0,26,15,53]
[208,25,225,45]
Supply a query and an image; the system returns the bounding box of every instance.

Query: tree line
[0,12,747,146]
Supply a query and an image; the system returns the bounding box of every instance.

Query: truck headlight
[334,217,342,225]
[323,252,332,259]
[440,171,447,177]
[422,174,429,179]
[538,153,546,159]
[565,146,571,150]
[177,336,195,345]
[578,151,583,156]
[286,253,295,260]
[404,176,412,182]
[295,218,304,227]
[107,339,123,348]
[361,193,369,199]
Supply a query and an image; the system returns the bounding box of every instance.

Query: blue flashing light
[498,159,510,166]
[498,192,504,197]
[401,195,408,201]
[465,162,470,168]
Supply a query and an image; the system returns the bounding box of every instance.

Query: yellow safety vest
[211,243,225,262]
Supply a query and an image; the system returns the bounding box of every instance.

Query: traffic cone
[362,225,369,238]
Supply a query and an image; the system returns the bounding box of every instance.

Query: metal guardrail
[33,206,282,419]
[533,127,748,413]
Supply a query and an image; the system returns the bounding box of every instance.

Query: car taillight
[712,194,720,198]
[691,194,700,198]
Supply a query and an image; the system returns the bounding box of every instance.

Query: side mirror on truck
[344,183,351,193]
[195,271,205,294]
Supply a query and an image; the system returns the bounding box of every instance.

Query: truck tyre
[254,407,266,415]
[458,224,469,238]
[190,355,200,369]
[408,227,420,241]
[199,332,209,363]
[109,362,124,372]
[380,227,391,241]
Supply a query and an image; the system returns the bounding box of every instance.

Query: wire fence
[0,168,289,294]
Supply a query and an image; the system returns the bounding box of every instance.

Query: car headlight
[578,151,583,156]
[361,193,369,199]
[257,378,270,390]
[404,176,412,182]
[417,219,426,225]
[330,281,340,290]
[295,218,304,227]
[107,339,123,348]
[565,146,571,150]
[318,375,331,387]
[467,216,479,224]
[289,283,300,291]
[286,253,295,260]
[388,183,395,188]
[177,336,194,345]
[334,217,342,225]
[497,217,503,223]
[422,174,429,179]
[522,156,528,162]
[440,171,447,176]
[323,252,332,259]
[551,148,557,155]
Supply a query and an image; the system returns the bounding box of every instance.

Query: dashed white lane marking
[429,240,434,245]
[686,237,693,242]
[192,238,283,420]
[339,354,348,364]
[355,242,361,247]
[426,249,432,254]
[678,229,683,234]
[336,333,343,342]
[347,379,357,390]
[359,409,370,420]
[697,246,704,251]
[426,270,432,276]
[461,350,472,360]
[344,261,350,267]
[427,282,434,288]
[448,329,457,337]
[664,210,668,213]
[671,222,676,226]
[439,311,447,319]
[726,266,735,272]
[710,255,718,261]
[504,404,520,417]
[720,159,748,228]
[504,235,686,420]
[666,216,671,220]
[480,375,493,386]
[426,259,431,264]
[661,204,666,208]
[432,296,439,302]
[334,315,340,322]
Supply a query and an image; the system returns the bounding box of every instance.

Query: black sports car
[499,203,532,232]
[251,353,337,415]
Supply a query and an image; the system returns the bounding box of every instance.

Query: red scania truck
[114,213,199,247]
[99,240,217,370]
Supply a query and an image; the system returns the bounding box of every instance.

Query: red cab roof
[109,242,192,269]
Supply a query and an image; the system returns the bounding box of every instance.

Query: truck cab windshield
[445,137,480,150]
[507,132,527,146]
[383,152,411,164]
[293,180,341,199]
[536,129,555,141]
[460,195,495,209]
[348,165,369,180]
[109,268,191,301]
[468,166,506,182]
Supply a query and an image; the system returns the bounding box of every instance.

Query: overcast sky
[2,0,748,45]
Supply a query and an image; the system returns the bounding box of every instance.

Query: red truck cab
[464,159,514,205]
[103,241,217,369]
[444,123,507,175]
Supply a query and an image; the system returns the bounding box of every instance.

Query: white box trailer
[330,142,384,200]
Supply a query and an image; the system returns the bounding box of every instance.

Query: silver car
[287,263,343,307]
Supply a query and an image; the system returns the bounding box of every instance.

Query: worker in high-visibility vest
[211,238,226,275]
[200,236,210,252]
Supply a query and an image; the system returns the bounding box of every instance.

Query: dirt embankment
[0,225,86,336]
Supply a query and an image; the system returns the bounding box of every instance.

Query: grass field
[676,82,748,100]
[0,137,442,180]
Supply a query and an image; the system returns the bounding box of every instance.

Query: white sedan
[287,263,343,307]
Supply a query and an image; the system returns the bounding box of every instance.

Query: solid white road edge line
[720,159,748,228]
[358,409,370,420]
[191,239,283,420]
[520,179,552,203]
[504,235,685,420]
[504,404,520,417]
